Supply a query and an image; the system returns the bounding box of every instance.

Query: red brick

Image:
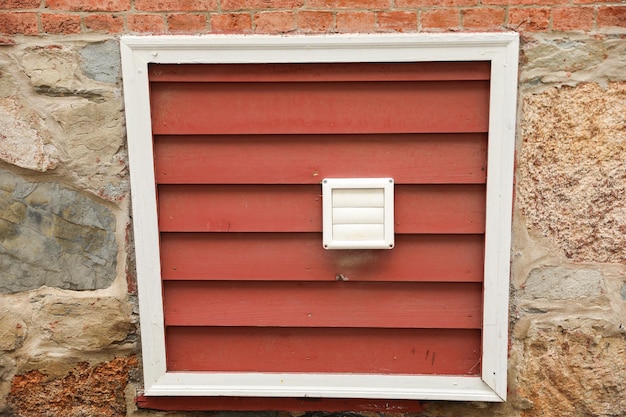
[462,7,505,29]
[0,0,40,9]
[483,0,567,4]
[306,0,390,9]
[553,7,594,31]
[297,10,333,33]
[509,7,550,31]
[222,0,304,11]
[597,6,626,29]
[84,14,124,33]
[396,0,477,7]
[167,13,207,33]
[211,13,252,33]
[421,9,460,31]
[127,14,166,33]
[376,11,416,32]
[41,13,81,33]
[336,10,375,32]
[253,11,295,33]
[45,0,130,12]
[135,0,217,12]
[0,12,38,34]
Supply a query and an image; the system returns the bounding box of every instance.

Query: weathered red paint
[163,281,482,328]
[157,184,486,233]
[166,327,481,374]
[159,233,485,282]
[137,395,425,413]
[150,80,490,135]
[148,62,491,83]
[154,133,488,185]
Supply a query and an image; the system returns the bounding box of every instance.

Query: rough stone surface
[0,355,16,413]
[621,283,626,301]
[517,322,626,417]
[21,45,83,94]
[0,98,58,172]
[0,168,117,293]
[7,356,137,417]
[32,295,133,351]
[11,41,129,201]
[517,82,626,263]
[0,55,18,98]
[0,315,26,352]
[79,39,121,83]
[48,96,127,196]
[524,266,604,300]
[520,34,626,91]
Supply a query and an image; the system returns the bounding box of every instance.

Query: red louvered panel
[166,327,481,375]
[149,62,490,82]
[159,233,484,282]
[163,281,482,329]
[157,184,485,234]
[154,134,487,185]
[149,80,490,135]
[149,62,490,386]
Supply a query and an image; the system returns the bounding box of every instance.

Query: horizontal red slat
[150,81,489,135]
[163,281,482,329]
[159,233,484,282]
[137,396,424,413]
[149,62,491,82]
[154,134,487,184]
[157,184,485,234]
[166,327,481,374]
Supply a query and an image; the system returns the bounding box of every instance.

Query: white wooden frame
[121,33,518,402]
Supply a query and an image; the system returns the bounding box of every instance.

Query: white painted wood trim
[149,373,502,402]
[121,33,518,402]
[120,40,167,391]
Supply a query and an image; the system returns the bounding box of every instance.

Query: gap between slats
[159,233,484,282]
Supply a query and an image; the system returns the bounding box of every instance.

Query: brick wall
[1,0,625,35]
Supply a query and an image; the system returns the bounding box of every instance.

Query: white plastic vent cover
[322,178,394,250]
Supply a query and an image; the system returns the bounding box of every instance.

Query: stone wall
[0,2,625,417]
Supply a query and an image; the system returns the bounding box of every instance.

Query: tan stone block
[49,96,127,198]
[520,34,626,90]
[0,315,26,351]
[0,98,58,172]
[21,45,80,92]
[518,323,626,417]
[13,40,128,198]
[517,82,626,263]
[33,295,133,351]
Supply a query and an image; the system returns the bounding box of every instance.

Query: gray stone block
[79,40,120,84]
[525,266,604,300]
[0,168,117,293]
